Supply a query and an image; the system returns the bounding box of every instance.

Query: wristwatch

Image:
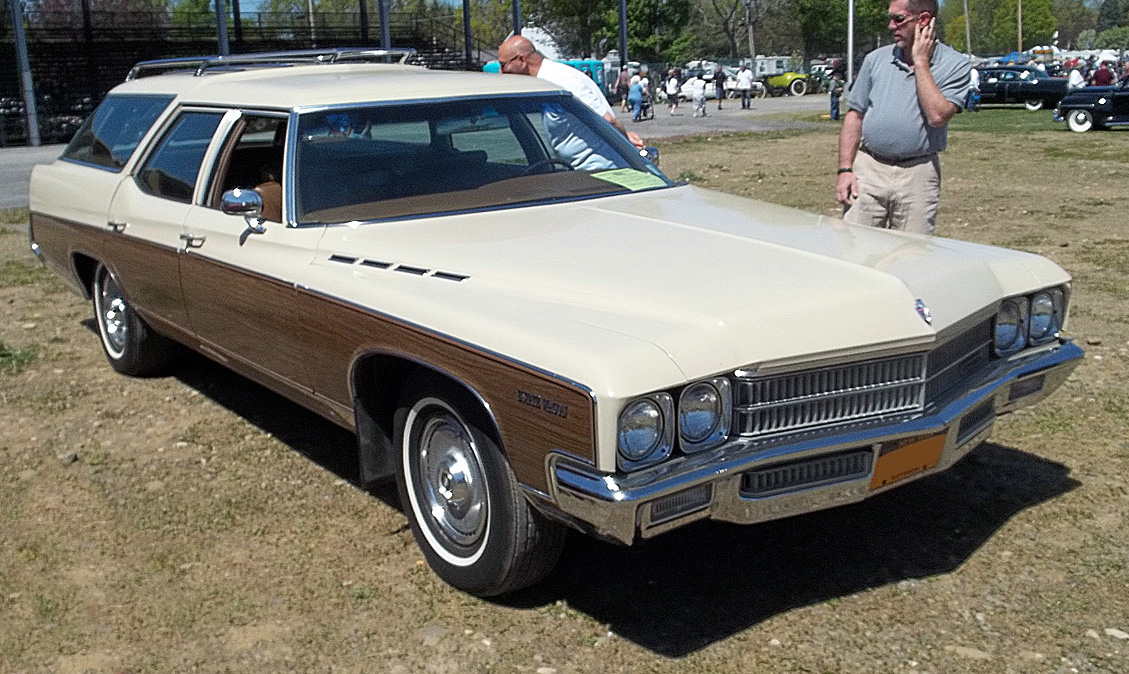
[837,167,853,174]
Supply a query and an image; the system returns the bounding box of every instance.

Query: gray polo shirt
[846,42,970,160]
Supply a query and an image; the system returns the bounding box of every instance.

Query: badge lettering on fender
[517,390,569,419]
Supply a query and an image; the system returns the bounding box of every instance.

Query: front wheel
[394,378,566,596]
[1024,98,1044,111]
[92,263,174,376]
[789,78,808,96]
[1066,109,1094,133]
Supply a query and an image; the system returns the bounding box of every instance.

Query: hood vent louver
[327,254,469,283]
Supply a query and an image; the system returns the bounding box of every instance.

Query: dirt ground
[2,112,1127,673]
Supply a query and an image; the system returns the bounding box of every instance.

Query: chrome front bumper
[546,340,1083,545]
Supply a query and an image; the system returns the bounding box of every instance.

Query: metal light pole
[744,0,755,63]
[512,0,521,36]
[848,0,855,86]
[10,0,41,145]
[1017,0,1023,53]
[963,0,972,56]
[216,0,231,55]
[379,0,390,49]
[618,0,628,68]
[463,0,473,67]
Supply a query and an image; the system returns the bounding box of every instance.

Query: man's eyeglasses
[888,12,918,24]
[499,53,525,70]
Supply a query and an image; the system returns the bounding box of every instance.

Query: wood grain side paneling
[297,291,596,493]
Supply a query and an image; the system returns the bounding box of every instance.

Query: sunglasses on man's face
[500,53,525,70]
[888,12,918,24]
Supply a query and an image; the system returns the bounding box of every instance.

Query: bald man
[498,35,645,152]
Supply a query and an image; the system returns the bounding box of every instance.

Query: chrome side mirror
[221,188,266,234]
[641,145,660,166]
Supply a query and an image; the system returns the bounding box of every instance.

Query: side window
[61,95,173,171]
[136,112,224,203]
[210,115,287,222]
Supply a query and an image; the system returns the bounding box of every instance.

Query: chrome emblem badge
[915,299,932,325]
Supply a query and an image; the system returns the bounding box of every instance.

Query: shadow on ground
[160,347,1079,658]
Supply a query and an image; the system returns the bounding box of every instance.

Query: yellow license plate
[869,432,947,490]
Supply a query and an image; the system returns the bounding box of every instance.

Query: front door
[178,113,323,395]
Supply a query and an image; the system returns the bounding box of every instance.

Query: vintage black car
[978,65,1069,111]
[1054,81,1129,132]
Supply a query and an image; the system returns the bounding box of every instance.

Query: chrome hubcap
[418,412,487,549]
[99,273,129,353]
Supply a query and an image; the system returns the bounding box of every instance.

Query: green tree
[1097,0,1121,31]
[1095,23,1129,46]
[789,0,886,63]
[1076,27,1096,47]
[591,0,692,63]
[526,0,612,57]
[987,0,1056,52]
[1051,0,1097,49]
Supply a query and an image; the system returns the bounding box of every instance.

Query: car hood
[319,185,1070,390]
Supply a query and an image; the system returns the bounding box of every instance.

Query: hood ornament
[915,299,932,325]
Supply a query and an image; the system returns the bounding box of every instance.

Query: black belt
[860,146,936,166]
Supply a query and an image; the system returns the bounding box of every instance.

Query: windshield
[295,96,670,224]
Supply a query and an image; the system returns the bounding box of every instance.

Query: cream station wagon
[29,49,1084,597]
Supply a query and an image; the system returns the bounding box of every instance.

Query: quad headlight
[1028,288,1064,345]
[616,394,674,469]
[678,378,731,452]
[993,286,1067,356]
[994,297,1029,356]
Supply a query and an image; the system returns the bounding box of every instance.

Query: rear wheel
[789,78,808,96]
[91,263,174,376]
[394,377,566,596]
[1024,98,1044,111]
[1066,109,1094,133]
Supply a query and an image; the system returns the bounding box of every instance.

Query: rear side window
[137,112,224,203]
[61,95,173,171]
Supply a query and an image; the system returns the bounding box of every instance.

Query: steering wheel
[523,158,575,175]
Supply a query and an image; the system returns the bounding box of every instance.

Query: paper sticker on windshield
[591,169,667,191]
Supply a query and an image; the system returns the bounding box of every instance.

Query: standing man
[736,64,754,109]
[829,69,845,120]
[1091,61,1115,86]
[835,0,970,235]
[497,36,644,151]
[714,64,727,109]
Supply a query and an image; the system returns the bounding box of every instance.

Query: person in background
[1068,66,1086,90]
[714,64,726,109]
[966,63,980,111]
[736,64,754,109]
[615,66,632,113]
[666,70,681,115]
[628,77,645,122]
[834,0,970,236]
[829,69,845,120]
[1119,62,1129,87]
[689,76,708,117]
[1091,61,1115,86]
[497,36,643,150]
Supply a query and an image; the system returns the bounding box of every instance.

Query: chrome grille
[925,319,992,405]
[734,354,926,438]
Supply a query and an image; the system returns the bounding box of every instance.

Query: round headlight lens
[679,382,721,443]
[994,298,1029,355]
[1029,290,1060,343]
[618,399,664,461]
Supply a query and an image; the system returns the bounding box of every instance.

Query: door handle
[179,234,206,249]
[108,221,128,233]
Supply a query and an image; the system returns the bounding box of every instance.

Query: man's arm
[836,109,863,207]
[912,18,961,127]
[605,112,645,149]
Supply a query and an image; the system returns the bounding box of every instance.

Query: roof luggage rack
[125,47,419,81]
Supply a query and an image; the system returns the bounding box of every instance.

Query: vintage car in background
[29,49,1083,597]
[1054,80,1129,132]
[978,65,1069,110]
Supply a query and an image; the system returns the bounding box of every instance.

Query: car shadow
[154,347,1077,657]
[509,442,1078,656]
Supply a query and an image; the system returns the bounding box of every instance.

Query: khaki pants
[844,149,940,235]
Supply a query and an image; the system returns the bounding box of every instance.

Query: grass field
[1,108,1127,673]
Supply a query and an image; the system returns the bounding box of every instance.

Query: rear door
[103,108,230,336]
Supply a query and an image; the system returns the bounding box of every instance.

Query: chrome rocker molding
[547,340,1084,546]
